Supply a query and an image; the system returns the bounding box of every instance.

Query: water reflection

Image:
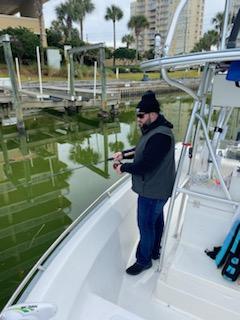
[0,125,72,307]
[0,95,193,308]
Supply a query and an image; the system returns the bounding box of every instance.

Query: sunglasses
[136,113,146,119]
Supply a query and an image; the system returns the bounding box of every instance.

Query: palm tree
[192,30,218,52]
[212,12,224,35]
[128,15,149,61]
[34,0,45,64]
[70,0,95,41]
[105,5,123,66]
[122,34,134,48]
[109,141,124,153]
[211,12,224,48]
[55,2,75,43]
[70,146,100,165]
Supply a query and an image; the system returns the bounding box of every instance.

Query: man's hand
[113,162,122,175]
[112,152,123,161]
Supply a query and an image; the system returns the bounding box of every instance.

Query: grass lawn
[117,69,200,81]
[0,63,200,82]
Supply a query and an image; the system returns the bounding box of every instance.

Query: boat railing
[141,49,240,71]
[170,110,240,239]
[2,174,130,310]
[195,113,231,199]
[158,94,239,270]
[158,97,240,273]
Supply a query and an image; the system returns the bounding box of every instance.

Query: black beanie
[136,90,160,113]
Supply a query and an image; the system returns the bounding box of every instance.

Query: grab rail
[141,48,240,71]
[177,187,239,207]
[161,68,198,101]
[3,174,130,310]
[195,113,231,200]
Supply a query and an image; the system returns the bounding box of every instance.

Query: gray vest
[132,125,175,200]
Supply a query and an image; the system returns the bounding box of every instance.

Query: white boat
[1,1,240,319]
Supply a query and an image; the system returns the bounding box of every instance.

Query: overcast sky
[43,0,226,46]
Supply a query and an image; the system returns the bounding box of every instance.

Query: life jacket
[215,220,240,268]
[221,226,240,281]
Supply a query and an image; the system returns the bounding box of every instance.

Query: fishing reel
[113,162,122,169]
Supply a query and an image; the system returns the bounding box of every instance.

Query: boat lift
[67,43,107,110]
[0,34,24,133]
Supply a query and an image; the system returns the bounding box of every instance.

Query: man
[113,90,175,276]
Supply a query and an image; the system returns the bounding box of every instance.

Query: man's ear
[149,112,157,121]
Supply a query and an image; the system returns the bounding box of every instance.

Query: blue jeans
[136,195,167,266]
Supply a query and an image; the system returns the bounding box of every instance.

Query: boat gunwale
[2,174,130,311]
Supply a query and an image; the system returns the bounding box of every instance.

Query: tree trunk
[67,17,72,43]
[80,20,83,41]
[39,14,45,65]
[80,20,84,64]
[136,33,139,61]
[113,21,116,66]
[35,0,45,66]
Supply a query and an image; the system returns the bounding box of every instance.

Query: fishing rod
[5,149,135,189]
[107,148,135,161]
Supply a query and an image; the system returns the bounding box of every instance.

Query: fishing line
[5,158,115,189]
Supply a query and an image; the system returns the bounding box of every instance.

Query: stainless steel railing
[141,48,240,71]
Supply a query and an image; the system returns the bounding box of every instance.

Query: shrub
[0,27,40,64]
[129,66,142,73]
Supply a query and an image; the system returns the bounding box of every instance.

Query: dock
[0,78,200,119]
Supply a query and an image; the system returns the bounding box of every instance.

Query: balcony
[148,31,156,38]
[0,0,48,16]
[148,3,157,11]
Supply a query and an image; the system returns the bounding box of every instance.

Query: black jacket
[121,115,173,175]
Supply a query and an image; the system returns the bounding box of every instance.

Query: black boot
[126,262,152,275]
[152,253,160,260]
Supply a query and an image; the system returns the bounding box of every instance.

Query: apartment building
[0,0,48,46]
[130,0,204,55]
[130,0,156,54]
[171,0,204,54]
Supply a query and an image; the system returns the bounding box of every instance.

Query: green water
[0,94,222,308]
